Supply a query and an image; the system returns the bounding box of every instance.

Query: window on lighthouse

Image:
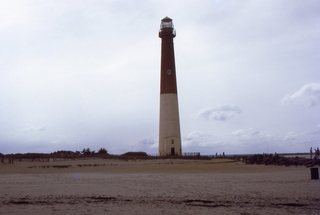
[167,69,172,75]
[161,21,173,29]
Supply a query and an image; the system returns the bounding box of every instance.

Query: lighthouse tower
[159,17,182,156]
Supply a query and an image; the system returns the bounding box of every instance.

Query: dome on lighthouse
[160,16,174,29]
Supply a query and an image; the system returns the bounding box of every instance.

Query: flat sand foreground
[0,158,319,214]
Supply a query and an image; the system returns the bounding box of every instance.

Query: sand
[0,158,319,214]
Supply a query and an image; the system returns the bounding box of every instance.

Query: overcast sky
[1,0,319,155]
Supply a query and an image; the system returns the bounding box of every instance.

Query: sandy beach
[0,158,319,214]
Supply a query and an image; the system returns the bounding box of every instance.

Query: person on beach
[315,148,320,160]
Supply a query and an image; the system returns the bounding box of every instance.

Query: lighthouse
[159,17,182,156]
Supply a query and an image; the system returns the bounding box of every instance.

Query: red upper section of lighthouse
[159,17,178,94]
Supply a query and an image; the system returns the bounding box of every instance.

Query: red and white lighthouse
[159,17,182,156]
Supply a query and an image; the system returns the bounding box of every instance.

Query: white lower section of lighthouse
[159,93,182,156]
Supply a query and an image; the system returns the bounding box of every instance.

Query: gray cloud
[231,128,285,153]
[137,137,157,147]
[199,105,241,121]
[131,137,157,154]
[232,129,293,151]
[282,83,320,107]
[232,128,262,139]
[183,131,227,154]
[232,127,319,153]
[283,131,299,141]
[184,131,213,147]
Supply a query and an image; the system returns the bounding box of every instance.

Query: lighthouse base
[159,93,182,156]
